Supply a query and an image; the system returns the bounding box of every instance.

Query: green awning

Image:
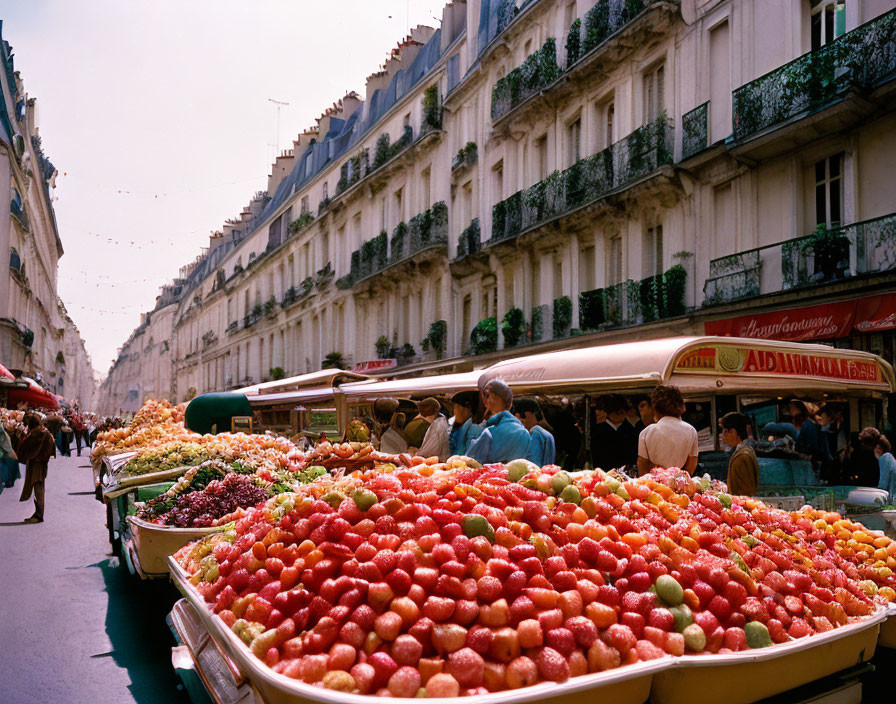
[185,392,253,435]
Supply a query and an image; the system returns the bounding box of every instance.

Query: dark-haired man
[720,412,759,496]
[514,398,555,467]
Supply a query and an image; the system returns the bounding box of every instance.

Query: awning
[704,293,896,341]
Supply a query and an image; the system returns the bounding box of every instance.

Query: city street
[0,452,189,704]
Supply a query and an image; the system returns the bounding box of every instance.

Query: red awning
[704,293,896,341]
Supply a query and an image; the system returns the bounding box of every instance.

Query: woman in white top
[637,384,698,476]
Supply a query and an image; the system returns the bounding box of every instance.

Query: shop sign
[704,294,896,341]
[353,359,397,374]
[675,346,882,383]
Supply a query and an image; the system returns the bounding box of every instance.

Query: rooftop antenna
[267,98,290,161]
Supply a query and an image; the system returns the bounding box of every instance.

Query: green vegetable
[559,484,581,504]
[670,604,694,632]
[350,488,378,511]
[655,575,684,606]
[549,471,571,495]
[683,623,706,651]
[745,621,773,648]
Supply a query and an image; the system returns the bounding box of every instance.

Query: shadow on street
[90,558,190,704]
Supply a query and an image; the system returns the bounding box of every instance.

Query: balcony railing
[681,101,709,159]
[733,9,896,141]
[491,117,673,245]
[565,0,662,67]
[491,38,560,121]
[456,218,481,260]
[703,213,896,306]
[579,266,688,331]
[337,202,449,288]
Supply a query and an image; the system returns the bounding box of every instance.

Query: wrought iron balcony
[337,202,449,289]
[703,213,896,306]
[681,101,709,159]
[579,265,688,331]
[732,9,896,142]
[491,38,560,122]
[491,117,673,245]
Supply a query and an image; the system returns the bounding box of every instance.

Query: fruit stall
[86,337,896,702]
[164,459,896,704]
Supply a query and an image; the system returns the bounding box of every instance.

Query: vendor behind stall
[590,394,637,471]
[467,380,530,464]
[720,412,759,497]
[449,391,482,457]
[514,398,555,467]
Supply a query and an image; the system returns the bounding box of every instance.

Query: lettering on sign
[674,347,882,383]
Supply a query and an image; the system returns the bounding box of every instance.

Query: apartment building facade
[100,0,896,408]
[0,23,95,404]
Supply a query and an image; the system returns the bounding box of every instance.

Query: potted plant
[806,224,849,282]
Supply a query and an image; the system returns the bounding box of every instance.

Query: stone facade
[0,25,95,405]
[99,0,896,408]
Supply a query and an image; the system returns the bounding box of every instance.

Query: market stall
[165,461,896,703]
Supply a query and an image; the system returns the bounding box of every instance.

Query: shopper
[403,400,434,455]
[720,412,759,496]
[70,411,85,456]
[637,384,699,475]
[877,437,896,504]
[849,427,882,486]
[380,412,409,454]
[791,399,830,467]
[468,380,530,464]
[513,398,556,467]
[591,394,638,471]
[17,414,56,523]
[0,423,18,491]
[449,391,482,457]
[44,412,63,454]
[417,398,450,462]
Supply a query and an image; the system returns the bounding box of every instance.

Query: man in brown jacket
[721,412,759,496]
[18,414,57,523]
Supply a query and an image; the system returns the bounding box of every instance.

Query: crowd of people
[350,381,896,506]
[0,406,115,523]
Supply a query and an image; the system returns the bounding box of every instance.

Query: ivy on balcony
[421,85,443,134]
[491,38,560,121]
[552,296,572,338]
[681,101,709,159]
[501,307,527,348]
[733,9,896,141]
[456,218,481,259]
[494,0,534,38]
[578,265,687,331]
[288,212,314,235]
[452,141,478,171]
[578,0,657,60]
[338,202,449,288]
[703,213,896,306]
[422,319,447,358]
[470,317,498,355]
[491,116,673,245]
[373,126,414,170]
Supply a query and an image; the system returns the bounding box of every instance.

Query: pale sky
[0,0,451,377]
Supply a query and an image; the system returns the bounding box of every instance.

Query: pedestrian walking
[17,414,57,523]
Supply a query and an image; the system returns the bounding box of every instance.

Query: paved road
[0,451,190,704]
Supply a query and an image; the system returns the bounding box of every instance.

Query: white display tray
[168,558,666,704]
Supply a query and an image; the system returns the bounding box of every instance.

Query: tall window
[811,1,846,50]
[643,225,664,277]
[321,230,330,267]
[493,161,504,203]
[421,167,431,210]
[607,234,623,286]
[595,97,614,150]
[393,187,403,227]
[815,154,843,228]
[322,181,328,201]
[643,63,665,122]
[536,134,549,180]
[301,196,309,215]
[462,295,472,347]
[580,245,595,291]
[567,117,582,166]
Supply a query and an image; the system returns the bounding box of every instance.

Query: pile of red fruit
[175,463,895,697]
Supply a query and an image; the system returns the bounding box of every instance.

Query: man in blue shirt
[468,380,530,464]
[513,397,556,467]
[449,391,483,456]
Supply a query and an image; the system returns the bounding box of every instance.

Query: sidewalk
[0,452,189,704]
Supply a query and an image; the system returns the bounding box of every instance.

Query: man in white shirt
[417,397,450,462]
[637,384,698,476]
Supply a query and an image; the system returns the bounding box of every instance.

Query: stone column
[568,234,579,330]
[493,255,506,350]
